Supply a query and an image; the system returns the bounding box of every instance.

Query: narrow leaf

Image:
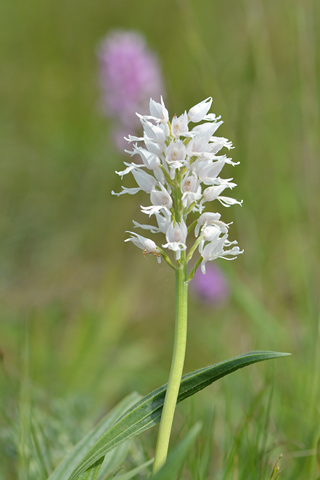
[69,351,290,480]
[102,465,124,480]
[77,457,103,480]
[97,440,132,480]
[48,393,141,480]
[150,423,202,480]
[116,459,153,480]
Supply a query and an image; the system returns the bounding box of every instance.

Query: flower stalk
[153,253,188,474]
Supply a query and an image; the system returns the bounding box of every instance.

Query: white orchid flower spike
[113,96,243,277]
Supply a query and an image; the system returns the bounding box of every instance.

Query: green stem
[157,247,176,270]
[186,235,204,263]
[186,256,202,283]
[152,256,188,474]
[187,218,197,234]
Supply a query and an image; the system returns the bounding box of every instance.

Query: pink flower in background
[98,30,165,149]
[191,264,230,305]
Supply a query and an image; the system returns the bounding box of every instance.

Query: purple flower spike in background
[98,30,164,149]
[191,264,230,305]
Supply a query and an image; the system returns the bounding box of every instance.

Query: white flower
[125,231,161,262]
[134,146,161,170]
[191,121,222,140]
[198,222,231,252]
[210,137,233,154]
[166,140,187,178]
[132,169,158,193]
[188,97,212,123]
[195,212,221,237]
[115,161,143,179]
[202,225,222,242]
[181,172,202,208]
[203,185,229,202]
[171,112,189,137]
[199,234,243,273]
[186,127,215,158]
[113,96,243,270]
[141,184,173,216]
[132,220,160,234]
[166,140,187,164]
[112,167,157,196]
[197,159,226,185]
[142,119,167,144]
[202,183,242,207]
[163,220,188,260]
[142,120,168,155]
[156,210,172,233]
[133,210,171,235]
[149,97,169,124]
[218,196,243,208]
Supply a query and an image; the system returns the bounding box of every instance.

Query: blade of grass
[115,459,153,480]
[78,458,103,480]
[48,393,141,480]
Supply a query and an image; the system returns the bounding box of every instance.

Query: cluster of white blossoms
[112,97,243,278]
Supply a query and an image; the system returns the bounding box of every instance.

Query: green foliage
[269,455,283,480]
[0,0,319,478]
[77,458,103,480]
[69,352,288,479]
[115,460,153,480]
[48,393,140,480]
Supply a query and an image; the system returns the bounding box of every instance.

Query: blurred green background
[0,0,319,478]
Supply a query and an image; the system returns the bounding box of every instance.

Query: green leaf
[150,423,202,480]
[77,457,103,480]
[69,351,290,480]
[48,393,141,480]
[102,465,124,480]
[116,459,153,480]
[97,438,132,480]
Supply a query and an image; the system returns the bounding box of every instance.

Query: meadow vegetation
[0,0,319,478]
